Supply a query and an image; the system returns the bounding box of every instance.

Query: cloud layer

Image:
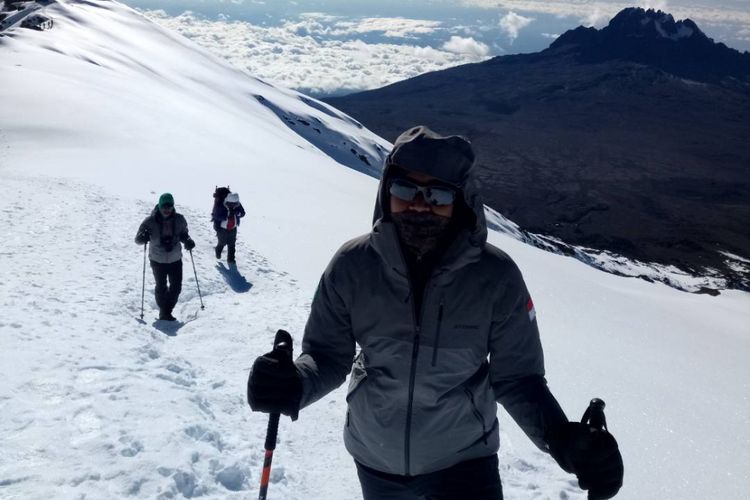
[144,11,493,95]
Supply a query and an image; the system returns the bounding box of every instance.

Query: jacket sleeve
[295,252,356,409]
[134,217,151,244]
[489,262,568,452]
[178,215,192,243]
[236,204,246,218]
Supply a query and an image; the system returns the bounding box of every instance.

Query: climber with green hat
[135,193,196,321]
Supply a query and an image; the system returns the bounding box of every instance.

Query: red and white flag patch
[527,297,536,322]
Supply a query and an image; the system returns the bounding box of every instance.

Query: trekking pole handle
[582,398,607,432]
[262,331,293,451]
[264,413,280,452]
[258,330,294,500]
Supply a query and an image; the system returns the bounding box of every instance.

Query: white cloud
[329,17,443,38]
[581,3,612,27]
[541,32,560,39]
[298,12,341,22]
[143,11,491,95]
[638,0,669,12]
[442,36,491,57]
[499,11,535,42]
[285,14,441,39]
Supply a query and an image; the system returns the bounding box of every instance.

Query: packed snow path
[0,174,580,499]
[0,174,360,499]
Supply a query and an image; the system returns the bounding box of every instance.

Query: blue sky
[121,0,750,96]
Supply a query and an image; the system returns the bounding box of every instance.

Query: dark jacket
[295,126,568,476]
[212,203,245,231]
[135,205,191,264]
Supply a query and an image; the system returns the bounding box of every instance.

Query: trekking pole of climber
[189,249,205,310]
[140,242,148,320]
[582,398,607,433]
[582,398,608,500]
[258,330,294,500]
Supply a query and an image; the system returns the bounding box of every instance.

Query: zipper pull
[431,301,445,367]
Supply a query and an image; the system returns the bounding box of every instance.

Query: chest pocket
[426,293,490,369]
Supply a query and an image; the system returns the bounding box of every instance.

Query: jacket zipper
[399,252,430,477]
[431,301,444,367]
[463,386,488,444]
[404,323,420,476]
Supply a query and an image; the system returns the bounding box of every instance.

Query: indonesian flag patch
[527,297,536,322]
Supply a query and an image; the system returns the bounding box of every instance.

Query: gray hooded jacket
[135,206,191,264]
[296,126,567,476]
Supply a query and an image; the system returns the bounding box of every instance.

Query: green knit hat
[158,193,174,209]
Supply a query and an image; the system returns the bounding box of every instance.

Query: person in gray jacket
[247,126,623,499]
[135,193,195,321]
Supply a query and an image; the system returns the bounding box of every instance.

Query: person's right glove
[247,347,302,421]
[136,229,151,245]
[547,422,624,499]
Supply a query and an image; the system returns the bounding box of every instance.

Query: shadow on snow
[216,262,253,293]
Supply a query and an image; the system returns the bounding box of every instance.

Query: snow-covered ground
[1,1,749,499]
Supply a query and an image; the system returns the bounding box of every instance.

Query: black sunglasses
[161,203,174,209]
[389,178,456,206]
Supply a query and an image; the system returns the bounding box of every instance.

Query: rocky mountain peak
[549,7,750,82]
[606,7,705,41]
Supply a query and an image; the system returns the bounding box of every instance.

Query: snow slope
[1,1,749,499]
[0,0,389,286]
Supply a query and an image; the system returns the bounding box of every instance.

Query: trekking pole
[189,249,205,310]
[258,329,293,500]
[582,398,611,500]
[140,242,147,320]
[582,398,607,433]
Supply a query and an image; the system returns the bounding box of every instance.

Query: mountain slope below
[0,0,389,284]
[327,8,750,293]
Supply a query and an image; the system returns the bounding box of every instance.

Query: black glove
[137,229,150,244]
[247,342,302,421]
[548,422,623,499]
[184,238,196,251]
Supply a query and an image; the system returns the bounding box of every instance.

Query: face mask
[392,211,451,257]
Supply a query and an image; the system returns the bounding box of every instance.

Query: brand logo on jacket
[454,324,479,330]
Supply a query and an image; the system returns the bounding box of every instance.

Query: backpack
[213,186,231,213]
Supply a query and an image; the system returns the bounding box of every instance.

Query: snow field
[0,173,584,500]
[0,173,361,499]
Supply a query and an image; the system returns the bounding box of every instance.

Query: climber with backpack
[212,186,246,265]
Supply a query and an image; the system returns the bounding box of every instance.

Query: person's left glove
[547,422,623,499]
[184,238,196,251]
[247,348,302,421]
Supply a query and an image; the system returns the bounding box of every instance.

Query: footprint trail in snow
[0,174,579,499]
